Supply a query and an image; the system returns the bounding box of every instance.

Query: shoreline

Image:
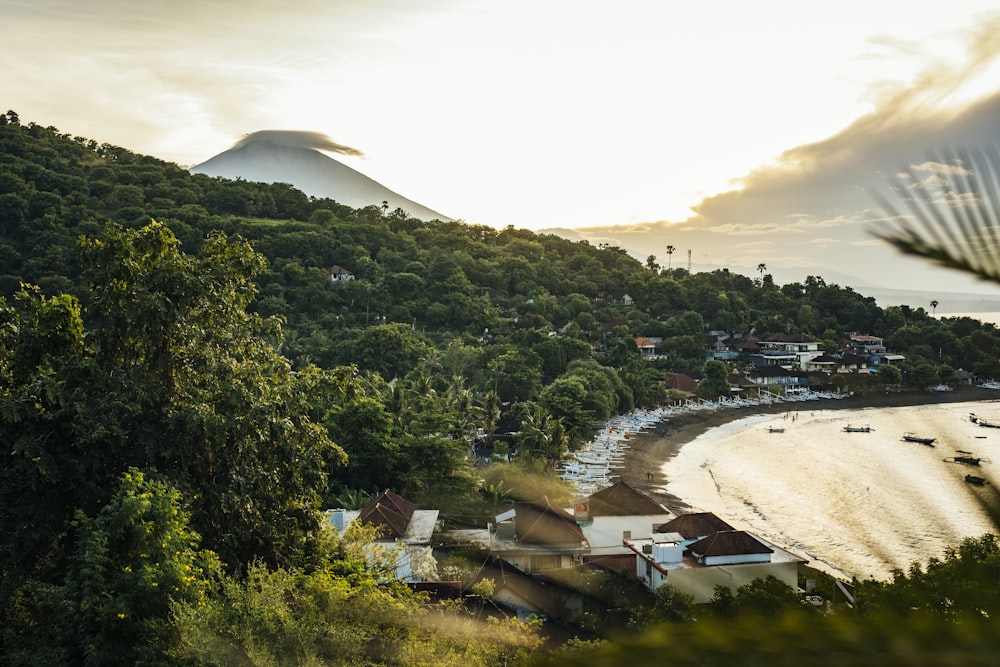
[620,386,1000,513]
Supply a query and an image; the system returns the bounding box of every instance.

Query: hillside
[7,112,1000,665]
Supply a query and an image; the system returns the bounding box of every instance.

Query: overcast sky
[5,1,1000,295]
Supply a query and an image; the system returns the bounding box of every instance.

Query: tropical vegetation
[3,110,1000,663]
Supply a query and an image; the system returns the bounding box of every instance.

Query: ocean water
[660,399,1000,581]
[937,311,1000,327]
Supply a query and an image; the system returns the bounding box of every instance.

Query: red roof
[358,490,416,540]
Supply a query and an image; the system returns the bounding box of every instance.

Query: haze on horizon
[5,1,1000,294]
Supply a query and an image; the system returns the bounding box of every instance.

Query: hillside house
[803,352,869,375]
[634,337,659,359]
[665,373,699,395]
[327,490,439,582]
[750,333,822,368]
[327,264,355,285]
[848,334,886,358]
[491,498,589,573]
[625,512,807,602]
[573,482,673,571]
[744,365,807,391]
[705,331,745,361]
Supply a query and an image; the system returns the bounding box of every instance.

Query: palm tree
[665,245,675,270]
[930,299,939,316]
[871,146,1000,285]
[757,263,767,285]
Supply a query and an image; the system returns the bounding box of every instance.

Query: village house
[847,333,906,369]
[625,512,807,603]
[803,352,869,375]
[327,264,354,285]
[665,373,699,396]
[743,365,807,392]
[450,484,673,576]
[705,330,745,361]
[327,490,439,582]
[490,498,590,573]
[749,333,822,368]
[634,336,660,360]
[572,482,674,571]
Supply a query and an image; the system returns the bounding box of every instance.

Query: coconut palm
[871,146,1000,285]
[930,299,939,316]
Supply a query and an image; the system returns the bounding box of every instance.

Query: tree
[0,221,346,585]
[325,395,400,493]
[343,322,431,380]
[665,245,675,270]
[930,299,939,316]
[697,360,731,399]
[515,403,570,471]
[876,363,903,387]
[64,469,221,665]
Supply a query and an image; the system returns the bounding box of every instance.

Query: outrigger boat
[901,432,936,446]
[945,455,992,466]
[843,424,872,433]
[966,474,989,486]
[970,413,1000,428]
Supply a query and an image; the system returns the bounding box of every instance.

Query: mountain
[189,132,451,222]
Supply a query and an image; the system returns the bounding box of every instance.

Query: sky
[5,1,1000,298]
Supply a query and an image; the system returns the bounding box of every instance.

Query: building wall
[665,561,799,603]
[582,515,670,553]
[502,552,576,574]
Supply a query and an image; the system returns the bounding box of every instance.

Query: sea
[937,311,1000,327]
[659,398,1000,581]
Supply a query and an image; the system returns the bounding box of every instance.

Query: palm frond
[871,146,1000,285]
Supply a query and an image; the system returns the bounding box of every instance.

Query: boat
[843,424,872,433]
[969,413,1000,428]
[901,432,935,446]
[767,426,785,433]
[946,455,992,466]
[965,474,989,486]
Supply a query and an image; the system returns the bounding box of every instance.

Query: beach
[617,386,1000,579]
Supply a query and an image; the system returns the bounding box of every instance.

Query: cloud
[911,160,974,176]
[232,130,364,157]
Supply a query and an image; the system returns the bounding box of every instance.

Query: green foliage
[697,359,731,399]
[65,470,221,665]
[9,114,1000,664]
[171,562,544,666]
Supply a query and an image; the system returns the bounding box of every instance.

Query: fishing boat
[767,426,785,433]
[901,432,935,446]
[843,424,872,433]
[965,474,989,486]
[946,455,992,466]
[969,413,1000,428]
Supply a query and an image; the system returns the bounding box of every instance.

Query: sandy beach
[611,385,1000,578]
[621,385,1000,513]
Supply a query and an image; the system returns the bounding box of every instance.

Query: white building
[624,512,807,603]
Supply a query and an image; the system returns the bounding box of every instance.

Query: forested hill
[7,113,1000,664]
